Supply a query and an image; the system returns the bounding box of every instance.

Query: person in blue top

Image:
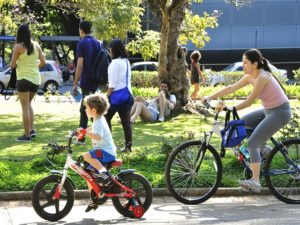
[77,93,117,212]
[73,20,103,143]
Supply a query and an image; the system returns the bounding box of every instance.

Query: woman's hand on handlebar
[215,100,227,112]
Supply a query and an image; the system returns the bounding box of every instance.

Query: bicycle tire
[32,175,74,221]
[112,173,153,218]
[165,140,222,205]
[265,138,300,204]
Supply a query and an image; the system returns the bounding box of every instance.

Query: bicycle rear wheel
[265,138,300,204]
[165,140,222,205]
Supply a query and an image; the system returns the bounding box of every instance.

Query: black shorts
[16,79,39,93]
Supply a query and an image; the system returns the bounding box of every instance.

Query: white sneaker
[238,179,261,193]
[158,115,165,122]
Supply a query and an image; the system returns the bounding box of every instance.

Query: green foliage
[127,31,160,61]
[293,68,300,80]
[132,87,158,98]
[131,71,159,88]
[278,106,300,140]
[160,131,196,159]
[76,0,143,40]
[180,10,219,48]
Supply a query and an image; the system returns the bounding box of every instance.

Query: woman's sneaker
[238,179,261,193]
[30,130,36,138]
[85,200,98,212]
[16,135,31,142]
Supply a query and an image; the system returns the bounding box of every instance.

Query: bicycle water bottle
[239,145,250,159]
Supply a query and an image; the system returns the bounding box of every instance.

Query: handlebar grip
[77,129,87,140]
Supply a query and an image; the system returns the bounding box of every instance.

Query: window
[39,64,53,72]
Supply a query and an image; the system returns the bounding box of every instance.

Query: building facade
[187,0,300,75]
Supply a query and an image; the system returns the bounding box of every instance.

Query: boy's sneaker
[95,172,111,186]
[238,179,261,193]
[85,200,98,212]
[30,130,36,138]
[158,115,165,122]
[16,135,31,142]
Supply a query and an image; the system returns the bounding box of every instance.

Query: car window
[236,66,243,71]
[39,63,53,72]
[147,65,157,71]
[132,65,146,71]
[223,64,235,71]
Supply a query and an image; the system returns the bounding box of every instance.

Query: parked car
[223,62,287,79]
[205,61,288,86]
[0,60,63,94]
[131,61,158,72]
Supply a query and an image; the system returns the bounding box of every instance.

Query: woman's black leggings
[105,102,132,149]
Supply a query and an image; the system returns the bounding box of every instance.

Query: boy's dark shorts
[16,79,39,93]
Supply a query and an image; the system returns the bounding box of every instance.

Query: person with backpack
[73,21,103,144]
[105,39,134,153]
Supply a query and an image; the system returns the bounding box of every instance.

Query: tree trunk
[157,0,191,106]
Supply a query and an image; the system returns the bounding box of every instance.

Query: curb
[0,188,271,201]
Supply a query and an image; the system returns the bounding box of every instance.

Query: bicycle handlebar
[203,100,230,112]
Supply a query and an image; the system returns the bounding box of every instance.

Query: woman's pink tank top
[250,71,288,109]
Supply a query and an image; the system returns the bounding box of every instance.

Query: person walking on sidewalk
[10,24,46,142]
[78,93,116,212]
[73,20,103,144]
[201,48,291,193]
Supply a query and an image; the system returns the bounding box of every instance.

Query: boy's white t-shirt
[92,116,116,157]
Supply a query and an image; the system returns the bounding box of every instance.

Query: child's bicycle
[165,102,300,205]
[32,130,153,221]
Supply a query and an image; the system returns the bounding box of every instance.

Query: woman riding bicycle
[201,48,291,193]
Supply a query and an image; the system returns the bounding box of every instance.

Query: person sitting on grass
[130,80,176,123]
[77,93,116,213]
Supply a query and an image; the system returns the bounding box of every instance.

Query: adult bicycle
[165,102,300,204]
[32,130,153,221]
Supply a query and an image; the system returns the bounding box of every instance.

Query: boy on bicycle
[77,93,116,212]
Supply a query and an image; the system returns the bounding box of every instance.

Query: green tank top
[16,42,40,85]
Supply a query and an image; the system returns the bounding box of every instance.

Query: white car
[0,60,63,94]
[131,61,158,72]
[223,62,287,79]
[206,61,288,86]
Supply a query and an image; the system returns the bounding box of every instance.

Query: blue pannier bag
[220,107,247,148]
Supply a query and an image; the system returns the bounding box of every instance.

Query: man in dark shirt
[73,21,103,137]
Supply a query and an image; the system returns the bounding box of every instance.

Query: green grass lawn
[0,100,299,191]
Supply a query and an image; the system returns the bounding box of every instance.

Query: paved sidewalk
[1,196,300,225]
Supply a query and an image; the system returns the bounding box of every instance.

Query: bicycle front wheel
[165,140,222,205]
[265,138,300,204]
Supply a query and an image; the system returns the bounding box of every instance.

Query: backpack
[220,107,247,148]
[92,48,111,86]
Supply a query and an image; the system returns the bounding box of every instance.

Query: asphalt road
[1,196,300,225]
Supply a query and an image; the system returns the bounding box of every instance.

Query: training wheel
[133,205,144,218]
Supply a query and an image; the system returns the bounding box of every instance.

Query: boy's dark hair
[79,21,92,34]
[84,94,109,115]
